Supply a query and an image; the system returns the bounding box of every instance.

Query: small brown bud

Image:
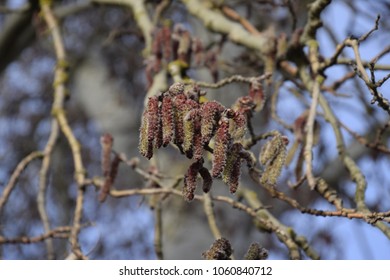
[100,133,113,177]
[202,238,233,260]
[205,50,218,82]
[172,24,192,65]
[249,82,266,112]
[168,82,185,96]
[192,37,204,66]
[244,243,268,260]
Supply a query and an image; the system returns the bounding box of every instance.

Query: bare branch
[40,0,87,260]
[0,226,71,245]
[0,151,43,213]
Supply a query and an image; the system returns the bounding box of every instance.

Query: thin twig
[0,226,71,245]
[270,81,294,130]
[370,45,390,65]
[154,202,164,259]
[347,38,390,115]
[92,0,153,55]
[359,14,380,42]
[300,0,332,44]
[340,121,390,155]
[248,169,390,223]
[108,182,390,224]
[221,5,261,35]
[181,0,270,57]
[0,151,43,213]
[187,73,271,89]
[203,193,222,240]
[152,0,171,26]
[304,80,320,190]
[38,120,59,260]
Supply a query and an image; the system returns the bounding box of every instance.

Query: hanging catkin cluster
[139,82,255,201]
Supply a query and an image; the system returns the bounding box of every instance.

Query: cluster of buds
[139,82,256,201]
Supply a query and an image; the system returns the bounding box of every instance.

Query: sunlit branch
[187,73,272,89]
[304,80,320,190]
[181,0,270,58]
[38,120,59,260]
[40,0,87,260]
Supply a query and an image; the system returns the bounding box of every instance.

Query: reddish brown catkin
[100,133,113,177]
[183,109,198,158]
[212,117,231,177]
[199,167,212,193]
[147,96,159,143]
[161,95,174,146]
[173,94,187,146]
[155,105,163,149]
[139,96,159,159]
[201,101,225,145]
[222,143,243,194]
[161,25,172,62]
[152,28,163,70]
[230,111,247,140]
[139,109,153,159]
[193,117,204,161]
[99,154,121,202]
[183,160,202,201]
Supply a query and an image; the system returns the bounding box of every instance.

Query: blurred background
[0,0,390,259]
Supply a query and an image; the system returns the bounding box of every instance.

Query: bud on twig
[202,238,233,260]
[244,243,268,260]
